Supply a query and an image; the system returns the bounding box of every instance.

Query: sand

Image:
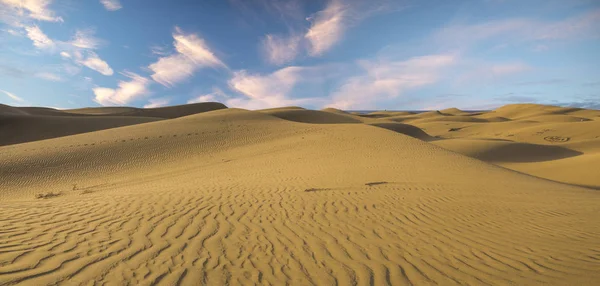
[1,103,599,285]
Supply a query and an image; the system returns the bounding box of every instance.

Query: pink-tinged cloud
[1,0,63,23]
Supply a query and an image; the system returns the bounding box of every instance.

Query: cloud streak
[25,25,54,49]
[261,34,301,65]
[93,72,150,105]
[21,25,114,76]
[305,0,347,56]
[149,27,226,87]
[144,98,170,108]
[0,0,63,23]
[434,8,600,51]
[0,89,24,102]
[327,54,457,109]
[100,0,122,11]
[73,51,114,76]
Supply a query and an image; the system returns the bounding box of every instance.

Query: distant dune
[0,102,226,146]
[1,103,599,285]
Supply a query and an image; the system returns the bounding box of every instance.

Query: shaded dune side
[410,115,489,123]
[118,102,228,119]
[0,102,227,146]
[260,108,363,124]
[367,122,434,141]
[488,104,599,120]
[0,104,29,116]
[66,102,227,119]
[0,115,161,146]
[63,106,140,115]
[1,108,600,285]
[434,138,583,162]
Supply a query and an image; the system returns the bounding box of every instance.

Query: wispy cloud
[0,89,24,102]
[25,25,54,49]
[149,27,227,87]
[261,33,301,65]
[100,0,122,11]
[228,67,311,109]
[227,65,335,109]
[305,0,347,56]
[144,97,170,108]
[21,26,114,76]
[73,51,114,76]
[69,29,102,49]
[188,87,229,104]
[93,72,150,105]
[228,0,306,27]
[0,0,63,24]
[435,9,600,51]
[36,72,63,81]
[257,0,404,65]
[327,54,457,109]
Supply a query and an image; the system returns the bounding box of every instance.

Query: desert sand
[1,102,599,285]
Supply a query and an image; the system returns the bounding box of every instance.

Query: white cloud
[100,0,122,11]
[227,66,330,109]
[149,27,226,87]
[25,25,54,49]
[261,34,301,65]
[0,89,24,102]
[148,54,197,87]
[327,54,457,109]
[62,63,80,75]
[144,98,170,108]
[259,0,401,62]
[36,72,62,81]
[69,29,102,49]
[21,25,113,76]
[73,51,114,76]
[188,87,228,104]
[0,0,63,23]
[150,45,170,56]
[305,0,347,56]
[188,94,217,104]
[93,72,151,106]
[3,28,21,36]
[229,67,300,108]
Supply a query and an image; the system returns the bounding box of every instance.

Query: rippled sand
[1,103,599,285]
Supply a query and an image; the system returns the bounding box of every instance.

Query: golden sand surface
[1,103,599,285]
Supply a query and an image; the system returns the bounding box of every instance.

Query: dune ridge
[0,102,227,146]
[1,103,599,285]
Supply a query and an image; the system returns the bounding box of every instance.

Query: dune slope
[0,102,227,146]
[1,105,599,285]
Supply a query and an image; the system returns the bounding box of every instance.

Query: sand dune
[260,107,363,124]
[0,102,226,146]
[1,103,599,285]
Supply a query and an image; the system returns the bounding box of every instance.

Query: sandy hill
[0,103,599,285]
[0,102,227,146]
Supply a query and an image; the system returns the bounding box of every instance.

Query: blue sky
[1,0,599,110]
